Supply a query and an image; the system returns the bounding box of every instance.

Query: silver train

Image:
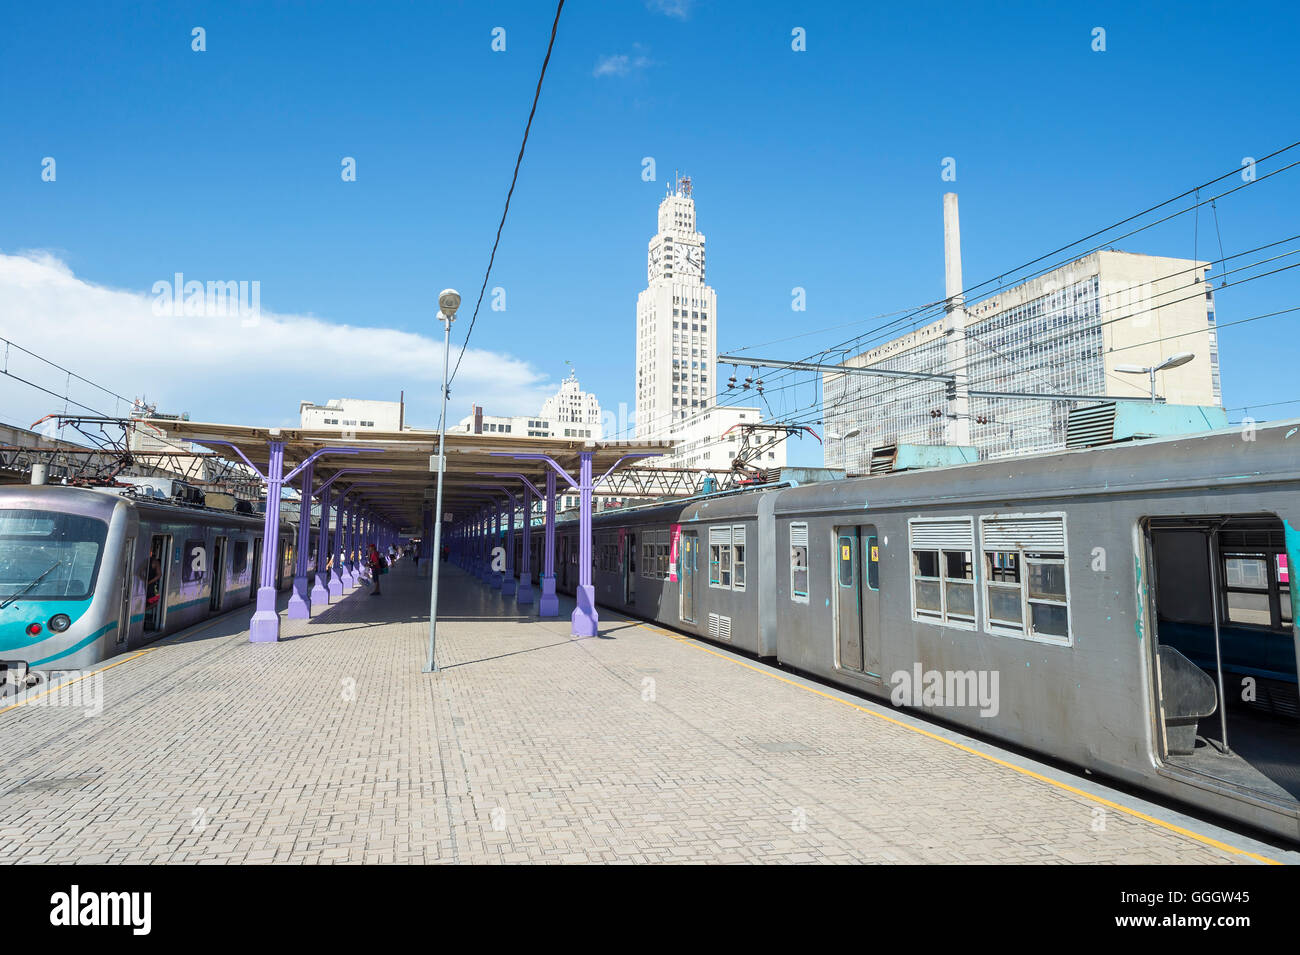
[532,420,1300,842]
[0,486,301,673]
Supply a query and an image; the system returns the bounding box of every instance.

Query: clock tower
[635,174,718,439]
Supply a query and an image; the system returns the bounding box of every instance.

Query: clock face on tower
[678,244,702,278]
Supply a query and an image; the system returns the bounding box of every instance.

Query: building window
[908,518,976,628]
[790,522,809,603]
[980,514,1070,644]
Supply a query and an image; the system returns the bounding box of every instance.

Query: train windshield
[0,509,108,601]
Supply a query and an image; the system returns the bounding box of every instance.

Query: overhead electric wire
[684,235,1300,440]
[446,0,564,391]
[711,145,1300,422]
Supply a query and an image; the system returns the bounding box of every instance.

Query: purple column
[571,452,597,637]
[250,440,286,642]
[422,505,433,576]
[479,508,490,580]
[502,493,517,597]
[539,469,558,617]
[312,480,332,605]
[287,459,314,619]
[491,500,503,590]
[329,489,345,598]
[517,484,534,605]
[342,497,357,588]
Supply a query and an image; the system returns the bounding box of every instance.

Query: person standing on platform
[368,545,384,596]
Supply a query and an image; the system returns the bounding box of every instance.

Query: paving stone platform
[0,560,1293,864]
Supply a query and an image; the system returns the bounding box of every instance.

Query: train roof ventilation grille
[869,445,898,474]
[1065,403,1119,449]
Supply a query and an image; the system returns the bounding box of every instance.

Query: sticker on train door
[841,543,851,562]
[668,524,681,582]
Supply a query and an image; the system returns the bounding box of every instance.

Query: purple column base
[311,573,330,606]
[516,578,534,604]
[342,562,356,589]
[571,584,598,637]
[329,570,344,598]
[502,575,517,596]
[539,575,558,617]
[249,586,281,643]
[287,575,311,619]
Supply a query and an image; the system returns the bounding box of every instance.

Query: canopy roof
[143,419,673,530]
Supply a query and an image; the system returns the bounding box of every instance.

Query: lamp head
[438,288,461,319]
[1156,351,1195,371]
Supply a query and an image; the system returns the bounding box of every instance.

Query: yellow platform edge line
[635,622,1283,866]
[0,613,230,717]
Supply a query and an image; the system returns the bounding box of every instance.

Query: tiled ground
[0,560,1289,864]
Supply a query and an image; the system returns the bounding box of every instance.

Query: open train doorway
[249,537,262,601]
[209,536,227,612]
[142,534,170,633]
[1146,515,1298,805]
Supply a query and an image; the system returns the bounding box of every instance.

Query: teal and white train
[0,485,301,676]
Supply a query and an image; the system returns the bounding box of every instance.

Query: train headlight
[25,622,43,636]
[48,614,71,633]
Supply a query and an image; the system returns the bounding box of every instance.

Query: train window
[656,534,669,579]
[1223,555,1272,626]
[790,522,809,603]
[980,515,1070,645]
[232,540,249,576]
[908,518,976,628]
[708,526,732,588]
[181,539,206,584]
[732,525,746,592]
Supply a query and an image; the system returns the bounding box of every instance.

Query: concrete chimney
[942,193,971,447]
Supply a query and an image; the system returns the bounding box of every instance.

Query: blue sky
[1,0,1297,466]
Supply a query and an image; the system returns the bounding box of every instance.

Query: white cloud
[593,52,653,78]
[0,251,555,436]
[647,0,693,18]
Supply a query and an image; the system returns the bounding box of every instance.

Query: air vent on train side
[707,613,732,642]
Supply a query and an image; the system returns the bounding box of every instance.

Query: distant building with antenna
[634,174,784,471]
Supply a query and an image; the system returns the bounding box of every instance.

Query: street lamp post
[1115,352,1195,403]
[424,288,460,674]
[825,427,861,469]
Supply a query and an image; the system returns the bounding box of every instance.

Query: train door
[143,535,171,633]
[680,531,698,623]
[836,525,882,680]
[116,539,135,646]
[625,532,636,605]
[250,537,262,600]
[209,536,227,612]
[559,536,569,588]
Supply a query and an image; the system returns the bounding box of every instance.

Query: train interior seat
[1156,646,1218,755]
